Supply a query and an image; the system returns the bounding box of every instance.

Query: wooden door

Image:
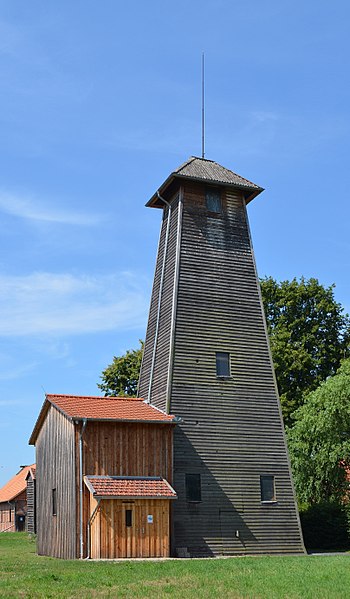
[91,499,170,559]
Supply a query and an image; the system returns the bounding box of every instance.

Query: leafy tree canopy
[288,358,350,505]
[98,341,143,397]
[260,276,350,426]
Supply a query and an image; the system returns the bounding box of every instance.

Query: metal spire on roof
[201,52,205,159]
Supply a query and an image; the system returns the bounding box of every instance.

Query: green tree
[260,277,350,426]
[288,358,350,505]
[98,341,143,397]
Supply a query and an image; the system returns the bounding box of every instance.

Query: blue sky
[0,0,349,486]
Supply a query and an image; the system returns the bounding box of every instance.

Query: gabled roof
[29,394,176,445]
[25,466,36,481]
[147,156,264,207]
[0,464,35,503]
[84,476,177,499]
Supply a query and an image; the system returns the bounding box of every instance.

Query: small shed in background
[0,464,35,532]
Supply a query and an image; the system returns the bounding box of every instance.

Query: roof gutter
[79,418,87,559]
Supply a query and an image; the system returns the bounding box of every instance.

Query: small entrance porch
[85,476,177,559]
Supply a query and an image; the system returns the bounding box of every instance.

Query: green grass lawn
[1,534,350,599]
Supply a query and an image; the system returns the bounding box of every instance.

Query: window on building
[125,509,132,527]
[216,352,230,377]
[206,188,222,213]
[52,488,57,516]
[260,475,276,502]
[186,473,201,502]
[9,508,11,522]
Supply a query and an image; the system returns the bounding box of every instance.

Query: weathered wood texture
[0,503,15,532]
[26,476,36,534]
[139,195,179,407]
[77,422,173,558]
[89,497,170,558]
[139,181,304,556]
[36,405,76,559]
[0,493,26,532]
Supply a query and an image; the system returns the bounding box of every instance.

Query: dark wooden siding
[26,476,36,534]
[36,406,76,558]
[78,421,173,558]
[139,193,179,410]
[141,180,304,556]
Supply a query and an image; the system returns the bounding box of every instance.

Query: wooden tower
[138,157,304,556]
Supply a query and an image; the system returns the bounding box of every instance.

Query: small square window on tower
[206,188,222,213]
[216,352,230,377]
[185,473,201,502]
[260,475,276,502]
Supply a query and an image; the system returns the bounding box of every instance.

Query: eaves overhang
[146,172,264,208]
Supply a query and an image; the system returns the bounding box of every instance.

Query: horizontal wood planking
[139,194,179,410]
[89,497,170,559]
[141,180,304,556]
[36,405,76,559]
[26,476,36,534]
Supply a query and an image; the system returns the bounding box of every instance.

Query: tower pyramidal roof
[147,156,264,207]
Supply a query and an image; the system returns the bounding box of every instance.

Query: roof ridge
[173,156,197,174]
[189,155,217,163]
[46,393,143,401]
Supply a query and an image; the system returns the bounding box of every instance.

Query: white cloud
[0,191,102,226]
[0,271,149,336]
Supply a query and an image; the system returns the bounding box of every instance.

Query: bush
[300,501,350,552]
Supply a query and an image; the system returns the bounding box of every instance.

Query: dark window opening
[260,475,276,502]
[216,352,230,377]
[9,509,11,522]
[186,473,201,502]
[52,488,57,516]
[125,509,132,527]
[206,188,222,213]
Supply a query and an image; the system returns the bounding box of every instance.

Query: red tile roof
[0,464,35,503]
[29,395,175,445]
[47,394,175,423]
[84,476,177,499]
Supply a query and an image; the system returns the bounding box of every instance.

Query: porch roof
[84,476,177,500]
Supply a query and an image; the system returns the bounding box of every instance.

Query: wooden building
[0,464,35,532]
[85,476,176,558]
[138,156,305,556]
[25,466,36,534]
[29,394,176,559]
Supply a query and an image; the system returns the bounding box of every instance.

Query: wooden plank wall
[139,180,304,556]
[26,476,36,534]
[139,194,179,409]
[36,405,76,558]
[90,497,170,559]
[170,183,304,555]
[0,503,15,532]
[78,422,173,558]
